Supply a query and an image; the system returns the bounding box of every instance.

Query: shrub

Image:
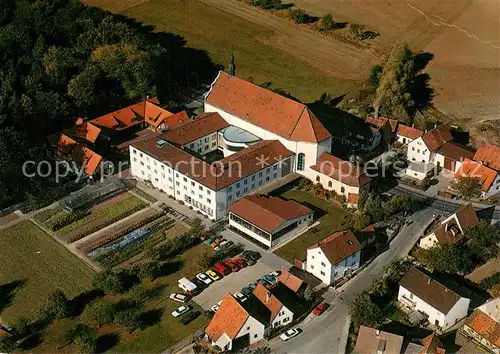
[288,8,311,24]
[93,270,127,294]
[114,308,141,332]
[479,272,500,290]
[45,290,73,319]
[320,14,335,30]
[81,300,116,327]
[251,0,282,10]
[68,324,96,354]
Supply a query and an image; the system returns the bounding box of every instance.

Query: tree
[251,0,282,9]
[368,65,383,86]
[320,14,335,30]
[137,262,162,280]
[288,9,311,24]
[465,222,500,263]
[0,336,17,353]
[81,300,116,327]
[349,292,384,328]
[349,23,365,40]
[114,308,141,332]
[373,41,415,123]
[68,324,97,354]
[451,176,482,200]
[194,250,213,271]
[93,270,125,294]
[46,290,72,319]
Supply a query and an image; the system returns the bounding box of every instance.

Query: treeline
[0,0,218,209]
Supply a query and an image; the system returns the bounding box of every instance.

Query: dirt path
[466,256,500,283]
[196,0,377,80]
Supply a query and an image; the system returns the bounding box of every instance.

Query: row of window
[315,176,346,193]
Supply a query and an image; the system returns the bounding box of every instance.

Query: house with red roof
[395,124,423,144]
[56,134,106,177]
[461,297,500,353]
[204,71,332,181]
[227,195,313,248]
[305,230,362,285]
[310,153,371,208]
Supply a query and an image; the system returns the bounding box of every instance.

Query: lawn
[274,189,353,262]
[83,0,357,102]
[31,243,211,353]
[0,221,95,322]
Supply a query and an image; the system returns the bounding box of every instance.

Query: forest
[0,0,219,209]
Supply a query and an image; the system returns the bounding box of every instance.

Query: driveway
[193,262,274,311]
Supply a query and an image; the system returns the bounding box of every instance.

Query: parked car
[234,257,247,268]
[243,250,261,261]
[206,269,221,281]
[209,240,218,248]
[263,274,277,286]
[225,240,234,248]
[224,260,240,272]
[258,278,273,288]
[169,293,190,303]
[240,254,255,266]
[233,292,248,302]
[180,310,200,325]
[171,305,191,318]
[196,273,212,285]
[200,232,212,241]
[191,277,206,289]
[215,240,229,251]
[269,270,281,278]
[213,263,231,276]
[211,300,223,312]
[203,310,214,319]
[178,277,197,295]
[241,286,253,297]
[313,303,328,315]
[280,328,301,341]
[204,238,214,245]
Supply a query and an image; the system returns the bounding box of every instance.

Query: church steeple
[229,54,235,77]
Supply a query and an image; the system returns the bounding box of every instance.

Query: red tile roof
[473,144,500,171]
[253,283,283,321]
[205,293,249,341]
[431,203,479,246]
[57,135,102,175]
[75,121,102,143]
[436,142,475,162]
[399,267,461,314]
[131,138,294,190]
[205,72,331,143]
[396,124,423,140]
[311,153,371,187]
[278,267,303,293]
[162,112,229,146]
[308,230,361,265]
[144,101,189,129]
[365,116,389,129]
[228,195,312,233]
[456,158,498,192]
[347,193,360,204]
[465,308,500,349]
[419,333,446,354]
[354,326,404,354]
[422,124,453,151]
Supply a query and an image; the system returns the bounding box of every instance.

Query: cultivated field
[84,0,500,144]
[0,221,95,322]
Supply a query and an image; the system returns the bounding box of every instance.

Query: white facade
[305,247,361,285]
[228,212,313,247]
[212,315,267,350]
[270,305,294,328]
[407,137,432,164]
[184,132,219,155]
[313,173,367,198]
[205,103,332,181]
[462,298,500,354]
[398,285,470,331]
[130,145,292,220]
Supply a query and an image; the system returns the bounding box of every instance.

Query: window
[259,171,263,177]
[273,165,278,170]
[199,194,203,199]
[273,173,277,178]
[297,153,305,171]
[207,190,211,195]
[140,161,144,166]
[340,186,345,194]
[417,149,420,153]
[321,262,326,267]
[244,179,248,185]
[228,195,233,202]
[266,176,270,181]
[199,186,203,191]
[254,334,258,339]
[212,142,216,147]
[133,158,137,162]
[154,161,157,166]
[266,167,270,173]
[412,147,415,151]
[316,175,320,182]
[328,181,332,187]
[251,183,255,189]
[244,187,247,193]
[310,265,314,269]
[161,165,165,170]
[236,191,241,197]
[191,182,195,187]
[190,143,194,148]
[252,175,256,181]
[132,149,137,154]
[168,177,172,182]
[154,169,157,174]
[247,326,250,330]
[409,293,414,299]
[176,182,180,187]
[161,173,165,178]
[207,198,211,203]
[320,271,325,276]
[236,182,240,188]
[183,177,187,182]
[140,153,143,158]
[147,165,151,170]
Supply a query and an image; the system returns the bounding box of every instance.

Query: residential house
[278,266,304,293]
[398,267,470,332]
[473,144,500,170]
[365,116,398,146]
[404,333,446,354]
[396,124,423,145]
[455,158,500,198]
[353,326,404,354]
[310,153,371,208]
[205,293,269,350]
[462,297,500,353]
[419,203,479,249]
[228,195,313,248]
[407,124,475,173]
[252,283,295,328]
[56,134,107,178]
[305,230,362,285]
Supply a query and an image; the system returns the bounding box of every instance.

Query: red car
[224,260,240,272]
[213,263,231,276]
[233,257,247,268]
[313,303,328,315]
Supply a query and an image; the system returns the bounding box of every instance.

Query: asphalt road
[268,208,436,353]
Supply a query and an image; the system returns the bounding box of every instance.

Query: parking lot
[193,262,274,310]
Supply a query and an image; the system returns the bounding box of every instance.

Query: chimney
[229,54,236,77]
[266,292,271,303]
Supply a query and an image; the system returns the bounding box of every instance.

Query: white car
[233,292,247,302]
[211,299,223,312]
[169,293,189,303]
[196,272,213,285]
[280,328,300,341]
[171,305,191,318]
[215,240,228,251]
[269,271,281,278]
